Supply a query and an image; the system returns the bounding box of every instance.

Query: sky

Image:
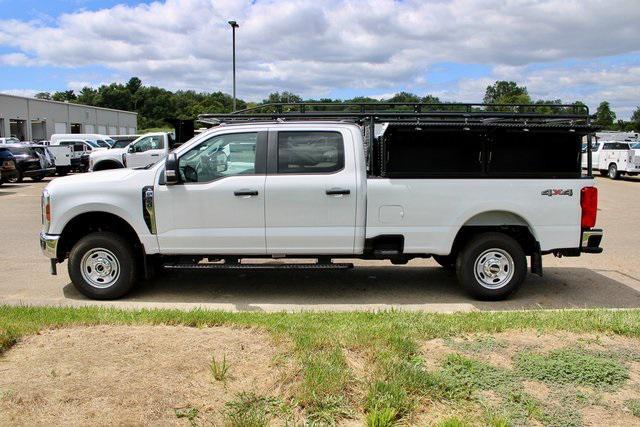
[0,0,639,118]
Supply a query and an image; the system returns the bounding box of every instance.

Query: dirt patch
[0,325,286,425]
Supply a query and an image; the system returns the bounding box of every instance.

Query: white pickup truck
[89,132,172,171]
[39,103,603,301]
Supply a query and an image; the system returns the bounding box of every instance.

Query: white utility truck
[39,103,603,300]
[595,141,640,179]
[89,132,173,171]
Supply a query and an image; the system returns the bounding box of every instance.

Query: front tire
[456,233,526,300]
[68,232,138,299]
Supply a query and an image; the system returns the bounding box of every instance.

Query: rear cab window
[277,131,344,174]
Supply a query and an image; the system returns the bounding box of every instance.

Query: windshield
[84,140,100,148]
[7,146,30,156]
[632,143,640,149]
[93,140,111,148]
[112,140,131,149]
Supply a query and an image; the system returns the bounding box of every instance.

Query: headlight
[41,189,51,232]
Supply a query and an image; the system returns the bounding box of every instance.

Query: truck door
[264,129,358,254]
[126,135,166,168]
[154,131,267,254]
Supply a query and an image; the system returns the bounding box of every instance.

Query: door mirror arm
[164,153,180,185]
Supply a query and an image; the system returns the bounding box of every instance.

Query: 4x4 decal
[541,189,573,197]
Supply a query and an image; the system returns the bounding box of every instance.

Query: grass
[1,306,639,424]
[515,348,629,387]
[627,399,640,417]
[223,392,290,426]
[210,354,230,382]
[174,407,199,426]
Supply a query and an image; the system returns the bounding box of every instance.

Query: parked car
[0,147,18,185]
[89,132,173,171]
[0,137,21,144]
[40,102,603,301]
[3,144,56,182]
[50,134,114,148]
[597,141,639,179]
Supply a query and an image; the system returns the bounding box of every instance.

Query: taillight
[580,186,598,229]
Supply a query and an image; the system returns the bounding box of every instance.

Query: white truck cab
[39,103,603,301]
[89,132,172,171]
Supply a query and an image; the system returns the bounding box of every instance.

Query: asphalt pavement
[1,175,639,312]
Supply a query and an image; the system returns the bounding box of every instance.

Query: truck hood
[46,168,143,193]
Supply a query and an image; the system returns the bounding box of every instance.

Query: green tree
[35,92,51,100]
[483,81,531,104]
[51,90,77,102]
[630,106,640,131]
[387,92,421,103]
[595,101,616,129]
[76,87,99,105]
[262,91,302,104]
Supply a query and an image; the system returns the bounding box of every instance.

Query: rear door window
[277,131,344,174]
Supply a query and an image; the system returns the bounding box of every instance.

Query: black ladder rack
[197,102,598,176]
[198,101,592,125]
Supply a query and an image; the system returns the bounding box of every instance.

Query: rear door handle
[234,190,259,197]
[326,188,350,196]
[150,154,159,157]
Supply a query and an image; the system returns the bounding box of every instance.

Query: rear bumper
[581,228,603,253]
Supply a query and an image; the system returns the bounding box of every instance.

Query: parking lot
[1,175,639,312]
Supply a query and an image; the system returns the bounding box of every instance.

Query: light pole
[228,20,239,112]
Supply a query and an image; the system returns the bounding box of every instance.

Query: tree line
[35,78,639,132]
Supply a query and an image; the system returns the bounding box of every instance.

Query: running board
[163,262,353,270]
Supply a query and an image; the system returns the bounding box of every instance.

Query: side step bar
[163,262,354,270]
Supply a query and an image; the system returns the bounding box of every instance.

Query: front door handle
[234,190,259,197]
[326,188,350,196]
[150,154,160,157]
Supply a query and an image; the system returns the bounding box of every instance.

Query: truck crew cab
[40,102,603,300]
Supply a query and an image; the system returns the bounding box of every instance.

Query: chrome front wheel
[80,248,121,288]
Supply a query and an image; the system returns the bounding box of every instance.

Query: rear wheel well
[58,212,143,262]
[451,225,538,257]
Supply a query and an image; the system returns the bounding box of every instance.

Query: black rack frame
[198,102,597,176]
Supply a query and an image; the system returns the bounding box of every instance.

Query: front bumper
[40,232,60,259]
[40,232,60,275]
[581,228,603,253]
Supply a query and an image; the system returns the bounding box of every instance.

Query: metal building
[0,94,137,142]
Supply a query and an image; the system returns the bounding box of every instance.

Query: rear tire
[68,232,138,300]
[456,232,526,300]
[608,163,620,180]
[433,254,456,270]
[30,174,44,182]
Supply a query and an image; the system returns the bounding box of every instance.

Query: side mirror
[164,153,180,185]
[128,145,135,153]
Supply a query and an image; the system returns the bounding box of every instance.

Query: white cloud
[0,0,639,116]
[0,89,40,97]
